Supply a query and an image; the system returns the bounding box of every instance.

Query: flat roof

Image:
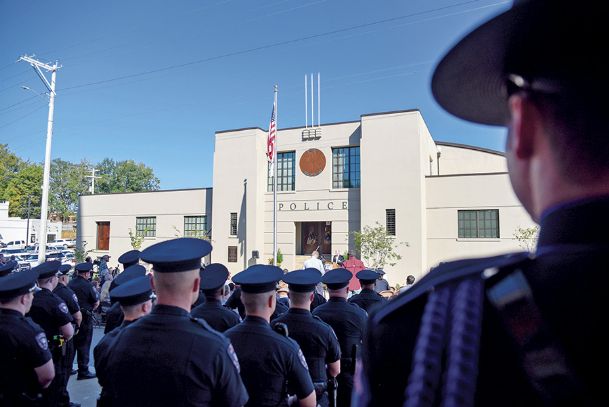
[80,187,212,197]
[436,141,505,157]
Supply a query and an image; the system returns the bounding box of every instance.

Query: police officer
[225,265,316,407]
[191,263,241,332]
[53,264,82,381]
[27,261,76,407]
[348,270,386,313]
[0,269,55,405]
[274,268,341,407]
[99,238,248,406]
[225,284,246,319]
[103,250,141,334]
[355,1,609,406]
[94,275,154,405]
[372,270,389,293]
[312,268,367,407]
[68,262,99,380]
[0,260,17,277]
[103,264,147,334]
[116,249,140,272]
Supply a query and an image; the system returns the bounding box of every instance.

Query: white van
[5,240,26,250]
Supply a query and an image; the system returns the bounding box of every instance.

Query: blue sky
[0,0,510,189]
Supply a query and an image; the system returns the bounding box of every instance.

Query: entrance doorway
[299,221,331,257]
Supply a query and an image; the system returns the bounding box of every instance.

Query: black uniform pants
[64,337,75,376]
[74,312,93,373]
[43,347,69,406]
[336,372,353,407]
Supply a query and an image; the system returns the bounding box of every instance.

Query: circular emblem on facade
[299,149,326,177]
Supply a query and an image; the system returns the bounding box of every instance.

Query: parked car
[22,253,40,269]
[0,248,26,256]
[47,239,76,249]
[4,240,26,250]
[12,255,31,271]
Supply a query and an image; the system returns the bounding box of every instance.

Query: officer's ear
[268,293,275,309]
[309,292,314,303]
[508,94,543,160]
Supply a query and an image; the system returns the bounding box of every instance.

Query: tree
[128,229,146,250]
[49,159,90,221]
[2,163,43,218]
[96,159,160,194]
[514,225,539,252]
[0,144,24,195]
[353,222,404,269]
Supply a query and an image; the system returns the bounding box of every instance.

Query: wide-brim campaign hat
[431,0,607,126]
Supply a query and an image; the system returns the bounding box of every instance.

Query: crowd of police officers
[1,238,387,406]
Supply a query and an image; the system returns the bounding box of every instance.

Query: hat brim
[432,4,522,126]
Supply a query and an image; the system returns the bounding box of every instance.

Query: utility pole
[25,195,31,245]
[86,167,101,194]
[18,55,61,263]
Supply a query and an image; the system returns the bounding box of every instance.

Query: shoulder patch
[227,343,240,372]
[59,302,69,314]
[72,293,79,304]
[35,332,48,350]
[297,348,309,370]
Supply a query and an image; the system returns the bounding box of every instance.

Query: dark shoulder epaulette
[190,316,226,340]
[371,251,532,325]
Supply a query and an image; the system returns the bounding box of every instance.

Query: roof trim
[81,187,212,197]
[436,141,505,157]
[216,127,265,135]
[425,172,508,178]
[360,108,420,118]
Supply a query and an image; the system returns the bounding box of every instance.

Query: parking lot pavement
[67,327,103,407]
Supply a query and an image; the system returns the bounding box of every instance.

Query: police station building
[78,109,535,285]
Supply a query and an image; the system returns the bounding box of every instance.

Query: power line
[0,95,40,113]
[0,104,46,130]
[59,0,483,92]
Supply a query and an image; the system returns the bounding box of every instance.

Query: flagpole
[273,84,279,266]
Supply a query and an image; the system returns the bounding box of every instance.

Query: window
[184,216,207,238]
[136,217,156,237]
[458,210,499,238]
[268,151,296,191]
[228,246,238,262]
[230,213,238,236]
[96,222,110,250]
[386,209,396,236]
[332,146,360,188]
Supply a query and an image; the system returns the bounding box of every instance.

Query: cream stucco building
[78,109,535,285]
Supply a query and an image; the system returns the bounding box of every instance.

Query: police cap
[58,264,72,275]
[75,262,94,273]
[356,269,380,285]
[0,269,39,301]
[200,263,229,292]
[118,249,141,268]
[282,268,322,293]
[232,264,283,293]
[33,261,62,279]
[140,238,211,273]
[0,260,17,277]
[114,264,147,287]
[110,275,154,306]
[321,268,352,290]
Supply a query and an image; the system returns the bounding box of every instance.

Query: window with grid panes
[332,146,360,188]
[458,210,499,238]
[230,213,238,236]
[386,209,396,236]
[136,217,156,237]
[267,151,295,191]
[184,216,207,238]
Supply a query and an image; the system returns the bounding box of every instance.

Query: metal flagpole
[273,84,279,266]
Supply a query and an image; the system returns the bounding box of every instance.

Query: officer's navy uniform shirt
[53,283,80,316]
[101,304,248,406]
[68,276,98,311]
[270,297,289,321]
[225,287,245,319]
[191,299,241,333]
[225,315,314,407]
[374,278,389,293]
[28,288,73,342]
[0,308,52,401]
[103,301,123,334]
[311,292,327,311]
[273,308,341,383]
[348,288,386,313]
[357,197,609,406]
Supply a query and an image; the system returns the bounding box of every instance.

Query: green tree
[96,159,160,194]
[0,144,24,195]
[49,159,90,221]
[128,228,146,250]
[2,163,43,218]
[353,222,404,269]
[513,225,539,252]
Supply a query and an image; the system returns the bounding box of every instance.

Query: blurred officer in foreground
[68,262,99,380]
[225,264,315,407]
[312,268,367,407]
[348,270,386,313]
[0,269,55,405]
[274,268,341,407]
[100,238,248,406]
[191,263,241,332]
[28,262,76,406]
[0,260,17,277]
[355,1,609,406]
[53,264,82,380]
[94,275,154,405]
[103,264,147,334]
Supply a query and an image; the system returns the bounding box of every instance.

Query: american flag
[267,102,276,167]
